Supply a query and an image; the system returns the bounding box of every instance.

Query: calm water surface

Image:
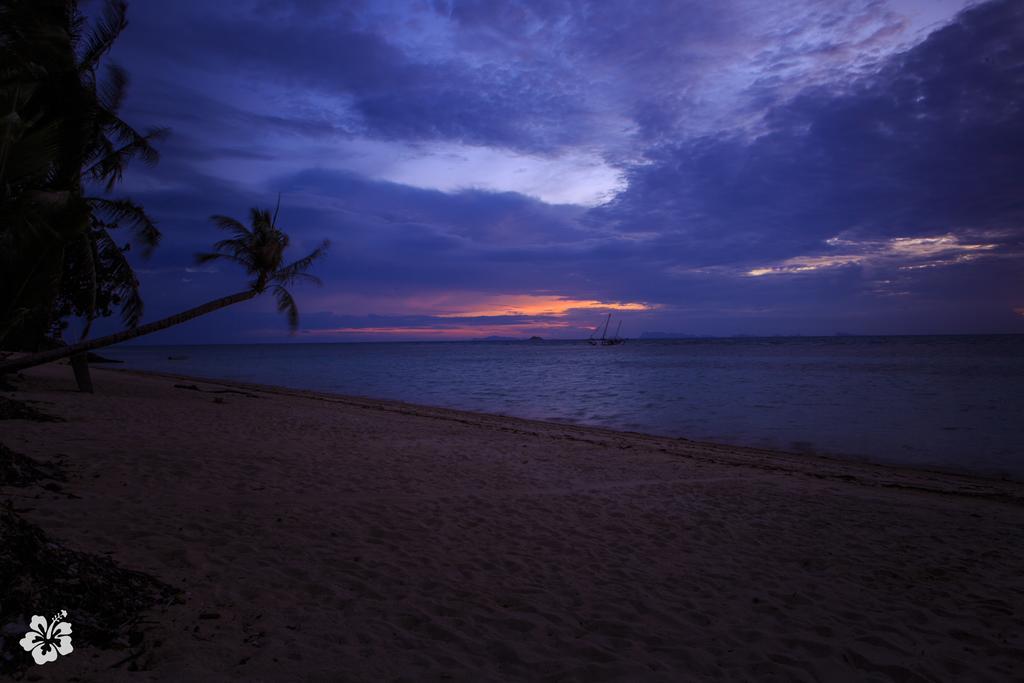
[107,336,1024,479]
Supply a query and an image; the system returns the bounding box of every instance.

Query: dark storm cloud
[109,0,917,155]
[599,0,1024,262]
[109,0,588,154]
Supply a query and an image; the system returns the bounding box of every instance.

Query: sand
[2,363,1023,681]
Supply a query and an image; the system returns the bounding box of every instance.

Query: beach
[2,363,1023,681]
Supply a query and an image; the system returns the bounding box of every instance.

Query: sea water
[106,335,1024,479]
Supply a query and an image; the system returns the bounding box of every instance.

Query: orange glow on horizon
[305,320,578,339]
[295,292,652,339]
[432,294,652,318]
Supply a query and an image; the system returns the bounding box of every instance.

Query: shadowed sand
[3,364,1023,681]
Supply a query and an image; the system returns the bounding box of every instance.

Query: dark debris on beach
[0,397,63,423]
[0,439,179,676]
[0,443,65,487]
[0,504,180,677]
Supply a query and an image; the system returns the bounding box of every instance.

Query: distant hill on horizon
[639,332,701,339]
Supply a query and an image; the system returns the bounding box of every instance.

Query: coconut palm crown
[196,205,329,330]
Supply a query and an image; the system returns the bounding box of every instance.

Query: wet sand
[3,363,1023,681]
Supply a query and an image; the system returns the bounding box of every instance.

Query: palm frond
[211,239,258,272]
[194,251,251,272]
[78,0,128,73]
[210,214,252,239]
[101,116,167,158]
[86,124,166,191]
[88,196,161,255]
[211,237,251,253]
[95,228,143,326]
[275,271,322,288]
[98,63,128,113]
[272,285,300,332]
[194,252,221,265]
[272,240,330,286]
[271,193,282,228]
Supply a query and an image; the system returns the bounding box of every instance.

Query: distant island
[639,332,700,339]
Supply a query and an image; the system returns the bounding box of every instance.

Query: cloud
[83,0,1024,341]
[111,0,968,162]
[744,233,1005,276]
[600,0,1024,257]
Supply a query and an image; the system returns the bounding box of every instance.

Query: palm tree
[0,0,166,349]
[49,0,167,340]
[0,205,329,377]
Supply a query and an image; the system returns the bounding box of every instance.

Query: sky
[93,0,1024,342]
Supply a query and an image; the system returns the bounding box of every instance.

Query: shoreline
[101,335,1024,484]
[3,363,1023,680]
[112,366,1024,496]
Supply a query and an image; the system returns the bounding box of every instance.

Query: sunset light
[432,295,653,318]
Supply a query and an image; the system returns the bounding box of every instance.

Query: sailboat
[588,313,625,346]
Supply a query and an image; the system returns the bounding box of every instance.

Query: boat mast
[601,313,611,340]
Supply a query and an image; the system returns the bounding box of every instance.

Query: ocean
[106,335,1024,479]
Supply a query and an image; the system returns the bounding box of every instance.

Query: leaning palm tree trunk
[0,289,257,377]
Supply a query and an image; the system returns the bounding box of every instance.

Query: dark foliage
[0,0,165,350]
[0,504,179,676]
